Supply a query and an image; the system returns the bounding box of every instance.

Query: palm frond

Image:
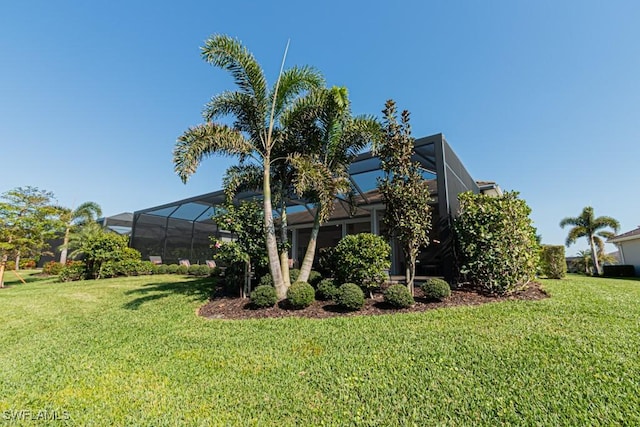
[174,123,253,183]
[592,216,620,233]
[73,202,102,226]
[271,66,324,119]
[565,226,586,246]
[222,164,263,200]
[201,35,268,109]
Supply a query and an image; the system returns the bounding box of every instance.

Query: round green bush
[259,273,273,287]
[316,278,339,301]
[153,264,168,274]
[188,264,200,275]
[331,234,391,293]
[308,270,323,287]
[421,278,451,300]
[336,283,365,311]
[384,284,415,308]
[176,264,189,275]
[250,285,278,308]
[42,261,63,275]
[286,281,315,309]
[167,264,179,274]
[289,269,301,283]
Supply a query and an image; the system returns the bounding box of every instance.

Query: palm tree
[286,86,382,283]
[173,35,323,299]
[560,207,619,275]
[56,202,102,265]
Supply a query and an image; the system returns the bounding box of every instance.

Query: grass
[1,273,639,426]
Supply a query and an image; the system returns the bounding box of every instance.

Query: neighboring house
[129,133,501,281]
[608,227,640,276]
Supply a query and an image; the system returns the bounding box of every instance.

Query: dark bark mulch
[198,282,549,320]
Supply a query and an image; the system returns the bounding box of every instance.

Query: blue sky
[1,1,638,255]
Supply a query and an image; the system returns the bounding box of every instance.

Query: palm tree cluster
[560,206,619,276]
[173,35,381,299]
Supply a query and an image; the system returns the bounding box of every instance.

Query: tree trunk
[15,252,20,271]
[589,235,600,276]
[60,227,70,265]
[298,210,321,283]
[0,255,7,288]
[279,201,291,288]
[263,157,285,299]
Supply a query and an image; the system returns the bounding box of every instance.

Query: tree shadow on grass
[123,276,217,310]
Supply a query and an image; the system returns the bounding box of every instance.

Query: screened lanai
[130,133,488,279]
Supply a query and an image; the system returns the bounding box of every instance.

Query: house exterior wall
[618,239,640,276]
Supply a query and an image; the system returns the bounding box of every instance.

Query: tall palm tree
[173,35,323,299]
[56,202,102,265]
[286,86,382,282]
[560,207,619,275]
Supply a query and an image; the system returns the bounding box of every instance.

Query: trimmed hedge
[336,283,365,311]
[316,279,339,301]
[286,281,315,309]
[250,285,277,308]
[331,233,391,293]
[454,191,539,295]
[421,278,451,300]
[383,284,414,308]
[540,245,567,279]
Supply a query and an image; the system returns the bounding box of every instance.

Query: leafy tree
[560,207,619,276]
[173,34,323,299]
[211,200,267,297]
[0,187,58,287]
[67,224,133,279]
[55,201,102,265]
[288,86,381,283]
[376,100,432,294]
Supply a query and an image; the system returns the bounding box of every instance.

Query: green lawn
[1,273,639,426]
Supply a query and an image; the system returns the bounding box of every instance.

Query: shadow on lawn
[122,276,217,310]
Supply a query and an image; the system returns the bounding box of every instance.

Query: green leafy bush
[176,264,189,275]
[383,284,414,308]
[42,261,63,275]
[286,281,315,309]
[336,283,365,311]
[289,269,300,283]
[421,278,451,300]
[259,273,273,287]
[152,264,168,274]
[135,261,155,275]
[250,285,278,308]
[308,270,323,287]
[167,264,179,274]
[331,234,391,294]
[454,191,539,295]
[540,245,567,279]
[58,261,86,282]
[316,278,339,301]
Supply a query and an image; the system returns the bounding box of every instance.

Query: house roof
[608,227,640,243]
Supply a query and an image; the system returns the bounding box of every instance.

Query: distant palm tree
[173,35,323,299]
[56,202,102,265]
[560,207,619,275]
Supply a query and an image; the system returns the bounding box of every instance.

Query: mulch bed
[198,282,549,320]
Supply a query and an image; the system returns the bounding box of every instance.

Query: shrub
[42,261,63,275]
[335,283,365,311]
[286,281,315,309]
[331,233,391,294]
[152,264,168,274]
[58,261,86,282]
[167,264,179,274]
[421,278,451,300]
[136,261,155,275]
[540,245,567,279]
[454,191,539,295]
[259,273,273,287]
[308,270,323,288]
[289,269,300,283]
[316,278,339,301]
[383,284,414,308]
[188,264,201,276]
[176,264,189,275]
[250,285,278,308]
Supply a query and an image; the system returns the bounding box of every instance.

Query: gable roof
[608,227,640,243]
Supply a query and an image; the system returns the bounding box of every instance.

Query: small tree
[212,200,267,298]
[68,224,132,279]
[560,207,619,276]
[331,233,391,297]
[454,191,539,295]
[540,245,567,279]
[55,201,102,265]
[0,187,59,287]
[376,100,432,294]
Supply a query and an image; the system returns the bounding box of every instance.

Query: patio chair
[179,259,191,267]
[149,256,162,265]
[205,260,216,268]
